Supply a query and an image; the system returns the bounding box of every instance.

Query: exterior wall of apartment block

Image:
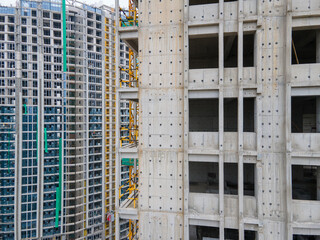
[0,1,116,239]
[116,0,320,239]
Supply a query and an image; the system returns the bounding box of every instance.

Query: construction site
[115,0,320,239]
[0,0,320,239]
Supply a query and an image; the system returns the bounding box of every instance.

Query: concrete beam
[119,146,138,159]
[119,26,139,53]
[119,88,138,101]
[317,30,320,63]
[118,208,138,220]
[291,87,320,96]
[189,25,219,38]
[188,90,219,99]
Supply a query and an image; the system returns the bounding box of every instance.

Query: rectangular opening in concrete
[189,0,219,4]
[243,33,255,67]
[189,36,218,69]
[189,99,219,132]
[224,34,238,68]
[224,163,238,195]
[245,230,257,240]
[189,0,237,5]
[292,29,319,64]
[224,98,238,132]
[291,96,319,133]
[293,235,320,240]
[244,163,255,196]
[189,225,219,239]
[189,226,254,240]
[292,165,319,201]
[189,162,219,194]
[225,229,239,239]
[244,97,255,132]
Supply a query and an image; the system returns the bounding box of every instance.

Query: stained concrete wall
[130,0,320,239]
[138,0,185,239]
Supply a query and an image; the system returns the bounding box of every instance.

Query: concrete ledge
[119,207,138,220]
[119,87,138,101]
[119,146,138,159]
[119,26,139,53]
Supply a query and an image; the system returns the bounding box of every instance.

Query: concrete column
[316,30,320,63]
[317,97,320,133]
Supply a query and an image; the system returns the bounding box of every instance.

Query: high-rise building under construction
[115,0,320,239]
[0,1,117,239]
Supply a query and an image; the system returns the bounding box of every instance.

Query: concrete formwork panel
[138,0,185,239]
[119,0,320,239]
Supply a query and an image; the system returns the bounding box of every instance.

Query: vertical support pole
[285,0,293,238]
[133,158,137,208]
[115,0,121,239]
[183,0,190,238]
[218,0,224,238]
[238,0,244,235]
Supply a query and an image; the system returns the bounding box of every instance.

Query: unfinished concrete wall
[138,0,185,239]
[185,0,320,239]
[123,0,320,239]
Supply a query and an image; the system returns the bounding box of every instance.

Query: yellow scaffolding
[120,49,139,148]
[119,0,138,27]
[118,1,139,239]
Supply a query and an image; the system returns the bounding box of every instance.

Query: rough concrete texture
[138,0,185,239]
[129,0,320,239]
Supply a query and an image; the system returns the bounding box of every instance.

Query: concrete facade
[116,0,320,239]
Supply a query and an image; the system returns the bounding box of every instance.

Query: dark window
[43,11,50,18]
[243,33,255,67]
[189,0,237,5]
[53,13,61,20]
[189,36,218,69]
[189,162,219,194]
[224,163,238,195]
[244,163,255,196]
[244,98,255,132]
[292,165,319,201]
[291,96,319,133]
[293,235,320,240]
[224,98,237,132]
[224,34,238,68]
[189,99,219,132]
[292,29,319,64]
